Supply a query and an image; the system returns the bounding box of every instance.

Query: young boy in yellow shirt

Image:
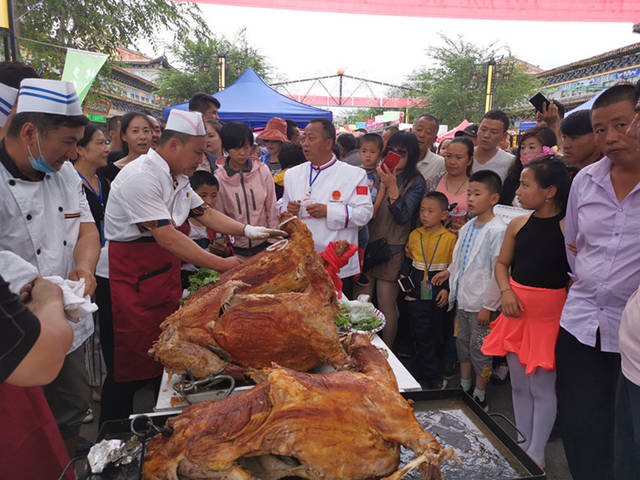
[400,192,457,389]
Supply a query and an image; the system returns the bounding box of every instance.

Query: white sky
[142,4,640,103]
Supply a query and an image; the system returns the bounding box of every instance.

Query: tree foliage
[15,0,208,74]
[155,30,271,105]
[399,35,541,128]
[339,107,385,125]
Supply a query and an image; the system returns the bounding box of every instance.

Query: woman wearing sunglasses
[357,131,426,347]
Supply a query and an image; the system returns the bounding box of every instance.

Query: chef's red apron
[0,383,73,480]
[109,238,181,382]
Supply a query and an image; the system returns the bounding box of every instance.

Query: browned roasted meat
[150,216,353,378]
[144,334,451,480]
[185,213,316,302]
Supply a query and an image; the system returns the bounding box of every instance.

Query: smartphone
[382,151,402,172]
[397,276,415,293]
[529,92,550,113]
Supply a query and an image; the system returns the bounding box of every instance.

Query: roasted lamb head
[144,334,452,480]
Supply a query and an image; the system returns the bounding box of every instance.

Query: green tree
[155,30,271,105]
[400,35,541,127]
[339,107,385,125]
[15,0,208,74]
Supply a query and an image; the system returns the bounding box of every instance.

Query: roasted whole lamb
[144,334,452,480]
[149,214,354,379]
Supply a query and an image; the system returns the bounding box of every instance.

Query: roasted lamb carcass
[144,334,453,480]
[150,254,353,379]
[186,213,316,301]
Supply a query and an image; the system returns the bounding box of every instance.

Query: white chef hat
[165,109,206,136]
[17,78,83,116]
[0,82,18,127]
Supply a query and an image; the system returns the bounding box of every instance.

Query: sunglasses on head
[388,147,407,156]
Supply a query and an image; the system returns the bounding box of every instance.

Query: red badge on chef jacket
[356,186,368,195]
[332,190,341,201]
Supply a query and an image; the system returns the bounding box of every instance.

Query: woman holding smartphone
[356,131,426,347]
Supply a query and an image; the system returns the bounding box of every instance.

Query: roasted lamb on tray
[143,334,453,480]
[149,214,355,379]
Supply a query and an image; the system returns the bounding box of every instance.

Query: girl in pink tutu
[482,156,570,468]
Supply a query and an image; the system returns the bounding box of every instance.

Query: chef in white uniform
[281,118,373,284]
[101,110,285,422]
[0,82,17,140]
[0,78,100,451]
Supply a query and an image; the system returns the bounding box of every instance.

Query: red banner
[174,0,640,22]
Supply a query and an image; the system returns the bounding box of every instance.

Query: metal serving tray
[82,389,544,480]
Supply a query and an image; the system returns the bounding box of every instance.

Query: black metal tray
[404,389,545,480]
[81,389,545,480]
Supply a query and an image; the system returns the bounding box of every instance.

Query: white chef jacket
[0,143,95,352]
[281,157,373,278]
[105,149,204,242]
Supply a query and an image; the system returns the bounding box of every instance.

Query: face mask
[520,152,538,165]
[27,132,57,174]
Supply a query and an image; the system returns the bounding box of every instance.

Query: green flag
[383,111,401,122]
[61,48,108,104]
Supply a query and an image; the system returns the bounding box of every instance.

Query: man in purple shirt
[557,84,640,480]
[614,80,640,480]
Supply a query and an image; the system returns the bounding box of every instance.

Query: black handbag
[362,238,392,272]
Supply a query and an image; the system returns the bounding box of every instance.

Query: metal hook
[174,372,236,396]
[206,344,231,363]
[130,415,173,439]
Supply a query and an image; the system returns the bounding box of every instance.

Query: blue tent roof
[162,67,332,126]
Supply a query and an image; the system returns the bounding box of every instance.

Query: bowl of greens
[335,295,385,333]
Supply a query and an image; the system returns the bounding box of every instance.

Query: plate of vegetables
[335,295,386,333]
[181,268,219,304]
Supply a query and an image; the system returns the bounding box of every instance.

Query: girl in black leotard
[482,156,570,468]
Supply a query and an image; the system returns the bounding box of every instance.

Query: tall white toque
[17,78,83,116]
[165,110,206,136]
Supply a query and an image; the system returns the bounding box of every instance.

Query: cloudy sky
[147,4,639,98]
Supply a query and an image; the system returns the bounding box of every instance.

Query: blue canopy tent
[162,68,332,127]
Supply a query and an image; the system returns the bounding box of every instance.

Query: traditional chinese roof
[115,47,172,69]
[539,43,640,80]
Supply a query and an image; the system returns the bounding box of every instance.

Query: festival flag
[61,48,108,103]
[383,111,401,122]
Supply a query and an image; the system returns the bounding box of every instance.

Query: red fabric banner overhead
[175,0,640,22]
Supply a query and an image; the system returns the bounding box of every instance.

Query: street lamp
[1,0,18,61]
[201,63,210,74]
[216,55,226,91]
[483,57,515,113]
[484,58,496,113]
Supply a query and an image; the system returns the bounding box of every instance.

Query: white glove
[243,224,288,240]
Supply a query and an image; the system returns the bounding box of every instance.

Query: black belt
[126,236,157,243]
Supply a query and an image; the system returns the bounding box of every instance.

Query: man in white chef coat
[0,78,100,453]
[281,118,373,297]
[101,109,285,423]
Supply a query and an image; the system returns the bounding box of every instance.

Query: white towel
[0,250,97,321]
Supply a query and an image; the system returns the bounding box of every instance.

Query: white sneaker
[82,408,94,424]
